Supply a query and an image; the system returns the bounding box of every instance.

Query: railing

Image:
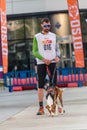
[4,70,37,92]
[4,68,86,92]
[57,67,86,87]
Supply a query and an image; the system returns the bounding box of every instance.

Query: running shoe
[37,107,45,115]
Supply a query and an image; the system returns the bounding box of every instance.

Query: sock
[39,102,43,108]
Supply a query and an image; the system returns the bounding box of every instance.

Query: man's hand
[54,57,60,62]
[42,58,51,65]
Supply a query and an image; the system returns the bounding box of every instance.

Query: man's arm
[32,36,43,60]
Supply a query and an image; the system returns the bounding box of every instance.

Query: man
[32,17,60,115]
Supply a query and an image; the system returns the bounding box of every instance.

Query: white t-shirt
[35,32,59,64]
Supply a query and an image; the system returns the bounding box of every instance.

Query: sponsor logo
[69,2,79,19]
[42,38,52,44]
[68,1,83,50]
[67,0,84,67]
[1,11,8,56]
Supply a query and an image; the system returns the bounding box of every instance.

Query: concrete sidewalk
[0,87,87,130]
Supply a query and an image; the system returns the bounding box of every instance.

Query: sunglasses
[43,24,51,28]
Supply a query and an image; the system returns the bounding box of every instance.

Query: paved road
[0,87,37,123]
[0,86,87,130]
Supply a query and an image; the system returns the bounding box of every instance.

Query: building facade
[5,0,87,71]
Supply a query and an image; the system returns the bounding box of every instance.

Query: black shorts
[37,63,57,88]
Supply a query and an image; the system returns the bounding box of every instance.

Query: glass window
[81,13,87,35]
[8,40,30,71]
[7,20,25,40]
[25,18,39,38]
[50,13,71,36]
[7,13,76,71]
[25,16,48,38]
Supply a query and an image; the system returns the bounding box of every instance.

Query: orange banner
[67,0,85,67]
[0,0,8,73]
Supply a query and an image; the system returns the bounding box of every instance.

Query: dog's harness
[46,88,55,100]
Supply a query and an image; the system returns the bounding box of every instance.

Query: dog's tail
[62,88,66,91]
[59,88,66,92]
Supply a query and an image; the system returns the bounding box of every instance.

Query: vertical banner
[0,0,8,74]
[67,0,85,67]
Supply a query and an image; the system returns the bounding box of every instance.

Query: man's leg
[37,64,46,115]
[37,88,44,115]
[38,88,44,107]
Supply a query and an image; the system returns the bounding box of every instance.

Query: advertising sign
[0,0,8,74]
[67,0,85,67]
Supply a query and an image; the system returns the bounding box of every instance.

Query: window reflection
[25,18,38,38]
[8,40,30,72]
[7,20,24,40]
[25,16,47,38]
[50,13,70,36]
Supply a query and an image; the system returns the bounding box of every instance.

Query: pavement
[0,86,87,130]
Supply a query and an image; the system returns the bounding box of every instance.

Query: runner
[32,17,60,115]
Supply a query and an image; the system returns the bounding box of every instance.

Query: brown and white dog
[45,85,65,116]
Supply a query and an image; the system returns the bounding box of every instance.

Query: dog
[45,84,65,116]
